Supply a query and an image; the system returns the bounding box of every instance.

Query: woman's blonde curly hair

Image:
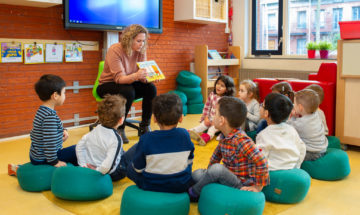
[120,24,149,56]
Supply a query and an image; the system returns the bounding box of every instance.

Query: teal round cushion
[176,70,201,87]
[17,163,56,192]
[262,169,311,204]
[198,183,265,215]
[187,94,204,105]
[176,85,202,100]
[51,166,113,201]
[301,148,351,181]
[187,103,204,114]
[120,185,190,215]
[246,131,257,142]
[183,105,187,116]
[327,136,341,149]
[168,90,187,105]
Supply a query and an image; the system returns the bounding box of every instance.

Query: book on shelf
[208,50,222,60]
[137,60,165,82]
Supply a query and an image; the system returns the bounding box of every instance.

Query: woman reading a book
[97,24,157,143]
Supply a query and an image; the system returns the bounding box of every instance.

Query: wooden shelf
[195,45,241,103]
[208,59,239,66]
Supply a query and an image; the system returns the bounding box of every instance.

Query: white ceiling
[0,0,61,8]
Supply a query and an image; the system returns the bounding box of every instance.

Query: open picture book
[137,60,165,82]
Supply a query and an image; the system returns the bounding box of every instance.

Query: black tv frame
[63,0,163,33]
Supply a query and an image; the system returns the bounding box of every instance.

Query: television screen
[64,0,162,33]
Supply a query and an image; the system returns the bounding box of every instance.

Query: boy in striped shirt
[188,96,269,201]
[8,74,77,176]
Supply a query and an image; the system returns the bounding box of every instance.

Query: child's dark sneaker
[188,187,199,202]
[8,164,19,176]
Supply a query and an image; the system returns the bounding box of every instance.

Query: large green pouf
[187,94,204,105]
[301,148,351,181]
[262,169,311,204]
[51,166,113,201]
[17,163,56,192]
[246,130,257,142]
[176,70,202,87]
[120,185,190,215]
[168,90,187,105]
[183,105,188,116]
[327,136,341,149]
[176,85,202,100]
[198,183,265,215]
[187,103,204,114]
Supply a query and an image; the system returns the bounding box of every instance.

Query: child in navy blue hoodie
[127,93,195,193]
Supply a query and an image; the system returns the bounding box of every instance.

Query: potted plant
[306,41,318,59]
[318,41,332,59]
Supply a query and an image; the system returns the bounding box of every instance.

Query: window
[268,13,276,30]
[297,39,306,55]
[251,0,283,55]
[297,11,306,28]
[252,0,360,56]
[333,8,343,31]
[353,6,360,20]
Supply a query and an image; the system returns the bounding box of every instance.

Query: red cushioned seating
[253,63,336,135]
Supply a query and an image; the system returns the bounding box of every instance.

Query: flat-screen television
[64,0,163,33]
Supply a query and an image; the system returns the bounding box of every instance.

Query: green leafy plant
[318,41,332,50]
[306,41,319,50]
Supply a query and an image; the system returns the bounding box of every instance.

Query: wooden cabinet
[336,40,360,146]
[174,0,228,24]
[194,45,240,103]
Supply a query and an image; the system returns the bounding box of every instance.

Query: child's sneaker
[8,164,19,176]
[199,133,210,146]
[188,187,199,202]
[188,130,206,146]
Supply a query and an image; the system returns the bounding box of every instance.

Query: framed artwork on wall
[24,43,44,64]
[45,43,64,63]
[65,43,83,62]
[1,42,23,63]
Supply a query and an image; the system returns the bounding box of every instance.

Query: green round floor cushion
[198,183,265,215]
[246,131,257,142]
[183,105,188,116]
[327,136,341,149]
[176,85,202,100]
[51,166,113,201]
[187,103,204,114]
[187,94,204,105]
[262,169,311,204]
[120,185,190,215]
[168,90,187,105]
[301,148,351,181]
[176,70,201,87]
[17,162,56,192]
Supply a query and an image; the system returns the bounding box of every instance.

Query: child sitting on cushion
[305,84,328,135]
[9,74,77,176]
[188,96,269,201]
[127,93,195,193]
[76,95,136,181]
[288,89,328,161]
[256,93,306,170]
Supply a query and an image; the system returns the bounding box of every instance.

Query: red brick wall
[0,1,228,138]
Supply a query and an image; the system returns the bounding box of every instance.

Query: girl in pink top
[189,75,235,145]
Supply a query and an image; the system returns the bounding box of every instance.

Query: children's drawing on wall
[45,43,64,63]
[1,42,23,63]
[65,43,83,62]
[24,43,44,64]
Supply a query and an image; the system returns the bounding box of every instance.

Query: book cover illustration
[65,43,83,62]
[1,42,22,63]
[45,43,64,63]
[24,43,44,64]
[208,50,222,60]
[137,60,165,82]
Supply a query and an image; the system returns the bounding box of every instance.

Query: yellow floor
[1,114,360,214]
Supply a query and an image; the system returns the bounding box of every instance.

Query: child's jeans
[30,145,78,166]
[256,119,268,134]
[110,144,137,181]
[191,163,246,196]
[304,151,325,161]
[191,122,218,139]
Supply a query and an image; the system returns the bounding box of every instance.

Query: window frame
[251,0,284,56]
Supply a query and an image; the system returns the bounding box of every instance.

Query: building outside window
[297,11,307,28]
[353,6,360,20]
[268,13,277,30]
[333,8,343,30]
[297,38,307,54]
